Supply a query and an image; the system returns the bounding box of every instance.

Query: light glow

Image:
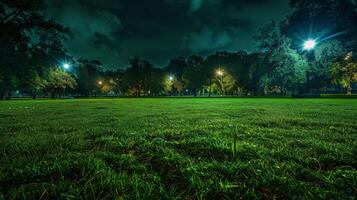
[303,39,316,50]
[63,63,70,69]
[216,70,224,76]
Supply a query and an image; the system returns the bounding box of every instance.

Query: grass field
[0,98,356,199]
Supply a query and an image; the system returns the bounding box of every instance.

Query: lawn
[0,98,356,199]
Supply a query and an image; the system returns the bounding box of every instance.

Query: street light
[216,69,224,96]
[303,39,317,94]
[303,39,316,50]
[97,80,103,96]
[63,63,70,70]
[169,75,174,96]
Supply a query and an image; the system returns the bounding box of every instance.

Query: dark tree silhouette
[0,0,69,99]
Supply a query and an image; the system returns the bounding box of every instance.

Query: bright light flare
[169,76,174,81]
[303,39,316,50]
[63,63,70,69]
[216,70,224,76]
[98,80,103,85]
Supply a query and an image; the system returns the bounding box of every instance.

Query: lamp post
[303,39,317,94]
[216,69,224,96]
[169,75,174,96]
[61,63,70,97]
[98,80,103,95]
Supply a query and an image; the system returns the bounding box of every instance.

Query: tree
[122,57,145,96]
[256,22,308,94]
[46,68,77,98]
[76,59,103,96]
[219,73,236,95]
[21,69,46,99]
[267,40,308,94]
[100,70,124,96]
[0,0,69,99]
[163,74,183,95]
[147,68,164,96]
[142,60,154,96]
[165,57,187,95]
[121,57,162,96]
[244,53,266,95]
[165,57,187,79]
[309,40,344,92]
[331,52,357,94]
[183,55,205,96]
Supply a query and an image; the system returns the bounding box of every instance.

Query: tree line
[0,0,356,99]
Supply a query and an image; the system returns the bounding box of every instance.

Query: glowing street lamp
[169,75,174,96]
[216,69,224,96]
[303,39,316,51]
[169,75,174,81]
[63,63,70,70]
[97,80,103,95]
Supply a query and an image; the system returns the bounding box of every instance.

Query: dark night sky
[46,0,291,69]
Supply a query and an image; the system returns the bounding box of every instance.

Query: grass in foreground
[0,98,356,199]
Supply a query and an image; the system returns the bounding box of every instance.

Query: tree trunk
[346,86,352,95]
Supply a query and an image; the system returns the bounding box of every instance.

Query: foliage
[331,52,357,94]
[75,59,103,96]
[182,55,205,96]
[0,0,69,99]
[1,0,357,98]
[309,40,345,90]
[121,57,164,96]
[218,73,236,95]
[21,69,47,99]
[256,23,308,94]
[166,57,187,76]
[45,67,77,98]
[163,74,183,95]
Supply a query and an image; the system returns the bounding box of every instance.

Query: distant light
[345,52,353,61]
[169,76,174,81]
[303,39,316,50]
[98,80,103,85]
[216,69,224,76]
[63,63,70,69]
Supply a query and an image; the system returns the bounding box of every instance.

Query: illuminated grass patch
[0,98,356,199]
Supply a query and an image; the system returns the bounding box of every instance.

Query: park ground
[0,98,356,199]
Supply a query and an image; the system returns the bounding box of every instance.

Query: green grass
[0,98,356,199]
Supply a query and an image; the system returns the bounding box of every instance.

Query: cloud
[190,0,203,12]
[183,26,232,53]
[182,0,291,54]
[46,0,123,68]
[46,0,291,68]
